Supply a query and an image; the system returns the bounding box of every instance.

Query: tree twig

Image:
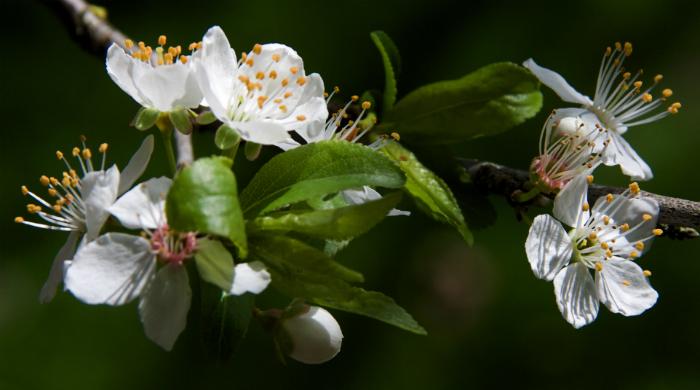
[175,131,194,168]
[460,159,700,240]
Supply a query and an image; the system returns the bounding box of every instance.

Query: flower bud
[277,306,343,364]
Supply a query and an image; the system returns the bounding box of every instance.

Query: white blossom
[16,136,154,302]
[524,42,681,180]
[194,26,327,145]
[280,305,343,364]
[525,175,661,328]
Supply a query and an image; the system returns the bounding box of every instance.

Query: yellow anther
[82,148,92,160]
[642,93,652,103]
[65,194,74,202]
[351,95,359,102]
[164,53,173,65]
[620,223,630,232]
[629,251,639,259]
[622,280,631,287]
[595,262,603,272]
[281,78,289,87]
[245,81,256,91]
[271,53,281,62]
[603,215,611,225]
[56,150,64,160]
[245,58,254,67]
[582,202,590,212]
[633,81,643,89]
[361,101,372,110]
[257,95,267,109]
[238,75,249,83]
[606,193,614,203]
[72,147,80,157]
[53,204,62,213]
[635,241,645,251]
[62,177,71,187]
[605,249,613,258]
[49,177,59,186]
[662,89,673,98]
[256,72,265,80]
[333,86,340,93]
[283,91,293,99]
[615,42,622,51]
[252,43,262,55]
[138,41,146,50]
[623,72,631,79]
[99,143,108,153]
[605,46,612,56]
[629,182,641,194]
[623,42,633,56]
[69,169,77,178]
[179,55,188,64]
[269,70,278,79]
[667,102,682,114]
[21,185,28,195]
[272,98,281,104]
[40,176,50,186]
[643,270,652,277]
[279,105,287,113]
[586,175,594,184]
[297,76,307,86]
[653,228,663,236]
[48,188,57,197]
[124,39,134,49]
[14,216,24,223]
[296,115,306,121]
[642,214,652,222]
[588,232,598,241]
[188,42,198,51]
[290,66,299,74]
[654,74,663,83]
[158,35,167,46]
[56,198,65,206]
[391,132,400,141]
[601,242,609,250]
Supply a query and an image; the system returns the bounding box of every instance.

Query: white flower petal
[341,187,409,217]
[283,306,343,364]
[593,195,659,252]
[109,177,172,230]
[194,26,237,121]
[231,120,292,145]
[118,135,155,195]
[106,44,150,107]
[276,97,329,129]
[133,62,202,112]
[82,166,120,241]
[596,258,658,316]
[273,138,303,151]
[138,263,191,351]
[553,174,589,228]
[231,261,271,295]
[65,233,155,305]
[525,214,573,281]
[553,263,599,328]
[39,231,81,303]
[603,132,653,181]
[523,58,593,106]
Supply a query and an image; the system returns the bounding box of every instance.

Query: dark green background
[1,0,698,388]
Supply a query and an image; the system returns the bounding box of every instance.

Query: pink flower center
[150,223,197,264]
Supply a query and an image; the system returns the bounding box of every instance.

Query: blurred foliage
[1,0,699,389]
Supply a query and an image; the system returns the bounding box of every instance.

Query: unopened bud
[277,305,343,364]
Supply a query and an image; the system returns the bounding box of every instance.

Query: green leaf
[249,192,401,240]
[250,235,364,284]
[214,124,240,150]
[239,141,405,217]
[382,141,473,245]
[381,62,542,145]
[200,283,254,361]
[166,156,248,257]
[370,31,401,112]
[250,236,425,335]
[169,109,193,134]
[132,107,159,131]
[194,238,234,292]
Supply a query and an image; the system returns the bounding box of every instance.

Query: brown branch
[461,159,700,240]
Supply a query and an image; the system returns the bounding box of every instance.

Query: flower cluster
[523,42,679,328]
[15,25,346,362]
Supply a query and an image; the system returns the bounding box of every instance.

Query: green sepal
[196,110,218,125]
[132,107,160,131]
[169,108,193,134]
